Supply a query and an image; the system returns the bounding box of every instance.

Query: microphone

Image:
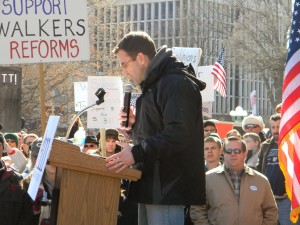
[122,84,133,127]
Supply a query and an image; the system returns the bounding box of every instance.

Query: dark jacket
[0,160,33,225]
[256,137,277,174]
[128,46,206,205]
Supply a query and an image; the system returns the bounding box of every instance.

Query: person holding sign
[105,31,206,225]
[0,132,34,225]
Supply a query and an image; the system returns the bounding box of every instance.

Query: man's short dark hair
[203,120,217,128]
[113,31,156,59]
[270,113,281,122]
[224,136,246,152]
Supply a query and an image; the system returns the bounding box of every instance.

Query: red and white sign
[0,0,89,64]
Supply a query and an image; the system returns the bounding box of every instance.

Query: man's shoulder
[246,167,270,183]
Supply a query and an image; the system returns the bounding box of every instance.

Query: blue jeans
[138,203,184,225]
[276,198,300,225]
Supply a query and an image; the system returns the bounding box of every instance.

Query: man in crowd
[0,132,33,224]
[203,120,218,138]
[191,136,278,225]
[256,114,300,225]
[204,136,222,171]
[242,114,266,142]
[21,133,38,158]
[105,31,206,225]
[82,135,99,154]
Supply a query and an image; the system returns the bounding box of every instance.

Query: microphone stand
[64,88,106,141]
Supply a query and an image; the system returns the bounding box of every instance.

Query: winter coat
[0,160,33,225]
[128,46,206,205]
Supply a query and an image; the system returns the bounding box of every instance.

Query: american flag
[211,48,227,97]
[278,0,300,223]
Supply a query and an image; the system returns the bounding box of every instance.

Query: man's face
[244,137,259,150]
[83,142,98,154]
[106,138,117,153]
[22,136,37,154]
[270,119,280,140]
[116,49,146,85]
[204,125,217,137]
[244,124,261,135]
[224,140,247,173]
[204,141,222,164]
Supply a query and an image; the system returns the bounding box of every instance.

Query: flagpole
[39,63,46,136]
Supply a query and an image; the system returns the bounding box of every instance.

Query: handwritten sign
[87,76,122,129]
[74,82,88,112]
[0,0,89,64]
[197,66,214,102]
[172,47,202,73]
[28,116,60,201]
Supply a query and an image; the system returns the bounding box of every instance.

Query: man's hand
[119,106,136,131]
[105,142,135,173]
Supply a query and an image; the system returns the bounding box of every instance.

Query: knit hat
[242,114,264,131]
[85,136,99,145]
[96,129,119,141]
[30,138,43,157]
[4,133,19,146]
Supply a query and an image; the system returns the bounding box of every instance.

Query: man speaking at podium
[106,31,206,225]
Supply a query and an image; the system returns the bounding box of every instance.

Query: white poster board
[74,82,88,112]
[28,116,60,200]
[197,66,215,102]
[172,47,202,73]
[87,76,122,129]
[202,102,213,118]
[0,0,89,64]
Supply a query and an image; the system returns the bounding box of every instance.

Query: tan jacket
[191,165,278,225]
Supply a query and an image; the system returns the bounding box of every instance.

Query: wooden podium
[48,140,141,225]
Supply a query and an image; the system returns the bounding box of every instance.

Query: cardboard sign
[87,76,122,129]
[28,116,60,201]
[74,82,88,112]
[0,0,89,64]
[197,66,215,102]
[172,47,202,73]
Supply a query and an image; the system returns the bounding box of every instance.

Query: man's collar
[214,164,255,176]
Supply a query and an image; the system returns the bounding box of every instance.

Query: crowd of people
[0,31,297,225]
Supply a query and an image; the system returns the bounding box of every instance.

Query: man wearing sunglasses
[191,136,278,225]
[242,114,266,142]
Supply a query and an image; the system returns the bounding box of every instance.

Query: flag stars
[297,29,300,34]
[293,20,296,25]
[296,2,300,7]
[295,10,299,15]
[296,37,300,42]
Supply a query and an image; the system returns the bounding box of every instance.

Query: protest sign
[87,76,122,129]
[0,0,89,64]
[172,47,202,73]
[74,82,88,112]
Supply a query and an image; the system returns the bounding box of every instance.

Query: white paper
[197,66,215,102]
[74,82,88,112]
[28,116,60,201]
[87,76,123,129]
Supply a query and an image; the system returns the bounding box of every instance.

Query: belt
[274,194,287,200]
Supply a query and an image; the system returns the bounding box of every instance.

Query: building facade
[91,0,287,121]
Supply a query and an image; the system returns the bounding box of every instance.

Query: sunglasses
[224,148,243,154]
[84,144,97,148]
[6,139,16,143]
[245,124,259,129]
